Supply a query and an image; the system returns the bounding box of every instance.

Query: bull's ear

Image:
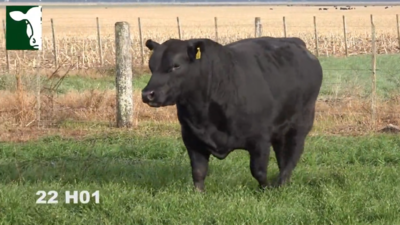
[145,39,160,51]
[9,11,25,21]
[187,40,205,62]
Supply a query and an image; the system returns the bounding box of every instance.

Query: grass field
[1,128,400,224]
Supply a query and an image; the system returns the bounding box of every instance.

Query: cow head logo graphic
[6,6,42,51]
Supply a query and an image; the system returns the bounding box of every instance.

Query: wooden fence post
[2,20,9,73]
[214,17,218,42]
[313,16,319,57]
[283,16,287,38]
[370,14,377,129]
[35,52,41,127]
[343,15,348,57]
[138,17,145,66]
[115,21,133,128]
[177,17,182,39]
[51,18,58,68]
[96,17,103,66]
[396,14,400,49]
[255,17,261,37]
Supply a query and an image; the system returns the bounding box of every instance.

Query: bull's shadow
[0,152,281,192]
[0,155,193,191]
[0,133,284,192]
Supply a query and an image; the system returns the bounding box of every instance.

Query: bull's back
[226,37,323,105]
[226,37,320,80]
[225,37,306,49]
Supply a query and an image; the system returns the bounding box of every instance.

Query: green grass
[1,54,399,99]
[48,74,151,94]
[318,54,400,99]
[1,128,400,224]
[0,73,151,94]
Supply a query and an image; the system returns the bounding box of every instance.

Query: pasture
[0,4,400,224]
[1,131,400,224]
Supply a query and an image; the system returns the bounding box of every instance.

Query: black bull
[141,37,323,192]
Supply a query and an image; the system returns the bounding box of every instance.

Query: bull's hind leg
[275,129,307,186]
[276,108,315,186]
[271,138,284,172]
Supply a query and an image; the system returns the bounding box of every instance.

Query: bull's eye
[168,64,180,73]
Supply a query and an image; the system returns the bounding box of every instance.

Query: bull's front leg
[249,140,271,190]
[187,148,210,192]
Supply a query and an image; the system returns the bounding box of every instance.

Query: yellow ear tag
[149,50,153,58]
[195,47,201,60]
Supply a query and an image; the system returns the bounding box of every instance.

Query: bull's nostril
[147,91,155,101]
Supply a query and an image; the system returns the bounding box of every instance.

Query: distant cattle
[9,6,42,50]
[142,37,323,192]
[340,7,355,10]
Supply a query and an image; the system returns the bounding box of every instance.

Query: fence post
[2,20,9,73]
[115,21,133,128]
[51,18,58,68]
[138,17,145,66]
[313,16,319,57]
[283,16,287,38]
[214,17,218,42]
[177,17,182,39]
[343,15,348,57]
[370,14,377,129]
[396,14,400,49]
[255,17,261,37]
[35,52,41,127]
[96,17,103,66]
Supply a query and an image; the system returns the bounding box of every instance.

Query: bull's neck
[180,55,237,110]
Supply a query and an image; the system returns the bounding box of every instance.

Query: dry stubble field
[0,6,400,141]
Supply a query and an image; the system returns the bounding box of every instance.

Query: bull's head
[142,38,206,107]
[9,6,42,50]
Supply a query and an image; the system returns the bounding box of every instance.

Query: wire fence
[1,15,400,70]
[0,15,399,133]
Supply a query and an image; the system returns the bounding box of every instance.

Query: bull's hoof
[274,178,291,188]
[194,186,205,193]
[258,182,273,191]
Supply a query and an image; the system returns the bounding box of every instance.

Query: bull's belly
[206,146,235,160]
[181,119,243,158]
[201,131,246,159]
